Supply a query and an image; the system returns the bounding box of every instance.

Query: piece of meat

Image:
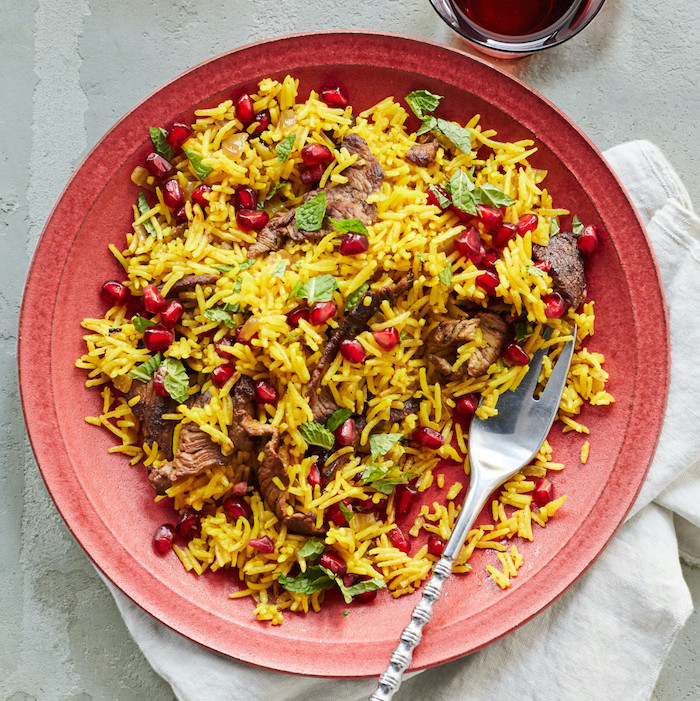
[128,379,177,459]
[247,133,384,258]
[405,137,439,167]
[309,385,338,423]
[258,431,327,536]
[228,375,275,452]
[426,312,508,380]
[532,232,587,309]
[305,272,415,400]
[148,392,227,494]
[164,274,220,296]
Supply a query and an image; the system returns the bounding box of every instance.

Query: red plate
[18,32,668,676]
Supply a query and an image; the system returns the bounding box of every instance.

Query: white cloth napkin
[102,140,700,701]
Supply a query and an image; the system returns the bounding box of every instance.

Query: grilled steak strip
[164,274,220,295]
[228,375,274,452]
[128,379,177,460]
[532,231,587,309]
[405,137,439,167]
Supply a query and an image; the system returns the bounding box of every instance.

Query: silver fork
[369,328,577,701]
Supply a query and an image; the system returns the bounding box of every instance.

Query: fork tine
[538,328,577,406]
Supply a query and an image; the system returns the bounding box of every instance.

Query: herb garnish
[161,357,190,403]
[405,90,443,120]
[299,421,336,449]
[277,565,336,595]
[345,282,369,311]
[329,218,368,235]
[326,408,353,433]
[132,315,156,333]
[182,148,212,181]
[295,191,327,231]
[128,353,162,382]
[439,264,453,288]
[550,216,560,236]
[276,134,296,162]
[137,192,157,236]
[297,539,325,559]
[290,274,338,305]
[149,127,175,161]
[572,215,584,235]
[427,184,451,209]
[369,433,403,462]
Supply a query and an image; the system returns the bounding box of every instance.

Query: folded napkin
[103,140,700,701]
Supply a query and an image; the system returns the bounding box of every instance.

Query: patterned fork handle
[368,555,454,701]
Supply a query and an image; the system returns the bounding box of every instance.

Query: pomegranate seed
[503,341,530,366]
[308,460,322,487]
[152,365,169,397]
[319,551,347,577]
[175,508,201,538]
[427,535,445,556]
[247,535,275,554]
[223,495,252,520]
[320,86,348,107]
[533,477,554,507]
[234,324,258,346]
[334,418,356,446]
[481,249,499,270]
[145,152,174,179]
[287,306,310,327]
[235,186,258,211]
[308,301,337,326]
[454,227,484,264]
[142,284,167,313]
[300,162,326,184]
[388,526,410,553]
[339,338,365,363]
[516,213,539,235]
[254,380,279,404]
[450,204,473,223]
[326,500,352,526]
[191,184,212,208]
[153,524,175,554]
[235,93,255,124]
[339,233,369,256]
[214,336,236,358]
[301,143,334,165]
[166,122,192,149]
[163,179,185,210]
[160,299,184,329]
[174,205,188,222]
[250,110,271,137]
[373,327,400,351]
[476,269,500,294]
[544,292,567,319]
[533,260,551,273]
[477,204,504,230]
[395,483,418,516]
[237,208,269,231]
[455,394,478,421]
[101,280,128,306]
[343,573,378,603]
[143,326,173,351]
[211,364,235,388]
[492,222,517,248]
[412,427,445,450]
[578,225,599,254]
[426,184,450,210]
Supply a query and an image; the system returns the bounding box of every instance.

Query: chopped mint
[369,433,403,462]
[572,215,584,235]
[137,192,157,236]
[345,282,369,310]
[149,126,174,161]
[435,118,473,154]
[182,148,212,181]
[427,184,451,210]
[326,408,353,433]
[297,539,325,559]
[299,421,335,450]
[295,191,327,232]
[439,264,453,288]
[291,274,338,305]
[475,182,516,208]
[270,261,287,279]
[277,565,336,595]
[128,353,162,382]
[276,134,296,162]
[329,218,367,235]
[446,169,477,216]
[405,90,443,120]
[550,216,560,236]
[132,315,156,333]
[161,357,190,403]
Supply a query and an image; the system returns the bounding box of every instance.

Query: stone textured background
[2,0,698,698]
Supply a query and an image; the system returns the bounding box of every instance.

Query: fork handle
[369,555,454,701]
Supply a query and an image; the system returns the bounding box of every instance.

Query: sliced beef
[258,431,327,536]
[426,312,508,380]
[309,385,338,423]
[128,379,176,459]
[405,137,439,167]
[164,274,220,296]
[388,397,421,424]
[532,232,587,309]
[228,375,275,452]
[248,133,384,258]
[148,392,227,494]
[305,272,415,399]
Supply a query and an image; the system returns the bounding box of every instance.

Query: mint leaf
[439,264,453,288]
[338,502,354,524]
[550,216,560,236]
[326,408,352,433]
[132,315,156,333]
[572,215,584,235]
[369,433,403,462]
[271,261,287,279]
[292,274,338,305]
[295,191,327,232]
[405,90,443,120]
[297,539,325,559]
[475,182,516,208]
[340,577,386,602]
[182,148,212,181]
[446,170,477,216]
[265,182,285,201]
[361,464,416,494]
[149,127,175,161]
[211,264,235,272]
[428,184,451,209]
[161,357,190,403]
[137,192,157,236]
[238,259,255,271]
[299,421,335,449]
[128,353,162,382]
[276,134,296,162]
[416,115,437,136]
[435,118,473,154]
[371,477,414,495]
[329,218,367,235]
[527,265,545,277]
[514,320,532,342]
[277,565,336,594]
[345,282,369,311]
[204,307,236,327]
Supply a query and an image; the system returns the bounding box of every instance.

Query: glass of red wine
[429,0,607,58]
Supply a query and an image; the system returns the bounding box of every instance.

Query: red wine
[458,0,586,37]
